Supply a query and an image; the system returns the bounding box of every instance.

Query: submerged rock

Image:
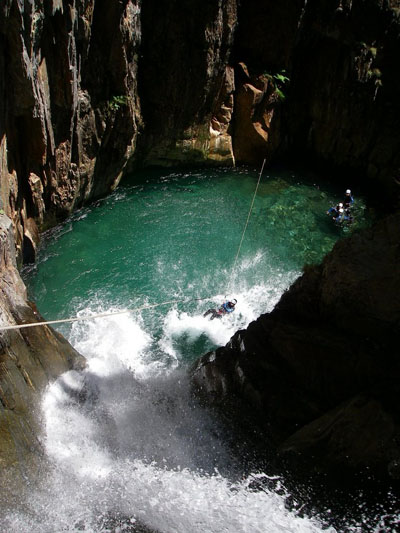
[193,212,400,483]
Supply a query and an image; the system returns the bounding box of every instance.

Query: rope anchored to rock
[0,296,213,332]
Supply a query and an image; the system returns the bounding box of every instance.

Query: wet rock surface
[193,212,400,483]
[0,215,85,493]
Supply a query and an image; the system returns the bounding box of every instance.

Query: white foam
[4,458,335,533]
[5,263,332,532]
[22,290,336,533]
[103,460,334,533]
[68,309,159,380]
[159,274,297,361]
[160,308,230,359]
[43,372,113,477]
[6,425,334,533]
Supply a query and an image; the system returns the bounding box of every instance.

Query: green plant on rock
[108,95,128,111]
[274,87,286,101]
[263,69,290,101]
[273,71,290,85]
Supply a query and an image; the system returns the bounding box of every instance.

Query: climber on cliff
[203,299,237,320]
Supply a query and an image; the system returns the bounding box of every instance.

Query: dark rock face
[286,0,400,204]
[193,212,400,482]
[232,0,400,204]
[0,0,400,490]
[0,215,85,493]
[0,0,141,260]
[136,0,237,166]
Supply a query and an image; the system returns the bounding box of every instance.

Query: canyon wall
[136,0,237,167]
[0,215,85,498]
[1,0,400,486]
[232,0,400,203]
[287,0,400,203]
[193,211,400,483]
[1,0,400,265]
[0,0,141,263]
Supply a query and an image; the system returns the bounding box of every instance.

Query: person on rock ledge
[203,299,237,320]
[343,188,354,208]
[332,207,346,224]
[326,202,343,218]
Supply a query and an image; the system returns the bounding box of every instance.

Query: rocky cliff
[0,214,84,498]
[1,0,400,488]
[0,0,141,262]
[193,211,400,483]
[1,0,400,265]
[287,0,400,205]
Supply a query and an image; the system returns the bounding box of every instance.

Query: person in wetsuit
[332,207,345,223]
[327,202,343,218]
[343,189,354,208]
[204,299,237,320]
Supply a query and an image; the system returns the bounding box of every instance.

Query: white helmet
[338,203,343,207]
[346,189,351,194]
[339,208,344,213]
[232,298,237,304]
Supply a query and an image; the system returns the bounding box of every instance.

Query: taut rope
[1,160,268,332]
[0,296,212,331]
[230,158,266,287]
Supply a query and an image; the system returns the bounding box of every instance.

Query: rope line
[1,160,267,332]
[231,158,266,280]
[0,296,213,331]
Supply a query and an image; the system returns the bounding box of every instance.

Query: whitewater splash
[3,303,336,533]
[159,264,297,362]
[3,259,327,533]
[13,167,389,532]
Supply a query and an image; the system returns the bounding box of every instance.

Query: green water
[17,166,388,533]
[23,166,371,365]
